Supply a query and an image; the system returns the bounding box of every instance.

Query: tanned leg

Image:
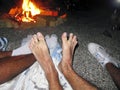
[29,32,62,90]
[0,54,36,84]
[0,51,12,59]
[106,63,120,89]
[59,32,97,90]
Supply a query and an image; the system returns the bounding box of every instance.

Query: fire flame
[22,0,41,22]
[9,0,59,23]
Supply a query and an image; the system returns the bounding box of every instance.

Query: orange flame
[22,0,41,22]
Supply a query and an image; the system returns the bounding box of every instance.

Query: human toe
[69,33,73,41]
[62,32,67,43]
[33,34,38,43]
[37,32,44,41]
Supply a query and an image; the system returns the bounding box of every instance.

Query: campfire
[9,0,59,23]
[0,0,67,29]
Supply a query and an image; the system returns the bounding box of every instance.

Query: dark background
[0,0,110,13]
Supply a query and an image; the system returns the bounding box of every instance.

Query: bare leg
[29,32,62,90]
[59,32,97,90]
[0,54,36,84]
[106,63,120,89]
[0,51,12,59]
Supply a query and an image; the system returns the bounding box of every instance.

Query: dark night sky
[0,0,110,13]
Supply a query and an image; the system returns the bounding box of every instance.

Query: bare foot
[29,32,63,90]
[59,32,78,72]
[29,32,56,75]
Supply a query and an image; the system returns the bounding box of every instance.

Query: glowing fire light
[22,0,41,22]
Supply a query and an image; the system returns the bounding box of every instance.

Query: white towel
[0,34,73,90]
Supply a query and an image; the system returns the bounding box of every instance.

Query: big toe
[37,32,45,41]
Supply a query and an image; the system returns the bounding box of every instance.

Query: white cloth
[0,34,73,90]
[12,35,32,56]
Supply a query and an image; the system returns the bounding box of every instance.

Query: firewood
[0,14,67,29]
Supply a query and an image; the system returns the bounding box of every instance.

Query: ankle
[45,62,57,75]
[46,68,58,81]
[61,63,73,75]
